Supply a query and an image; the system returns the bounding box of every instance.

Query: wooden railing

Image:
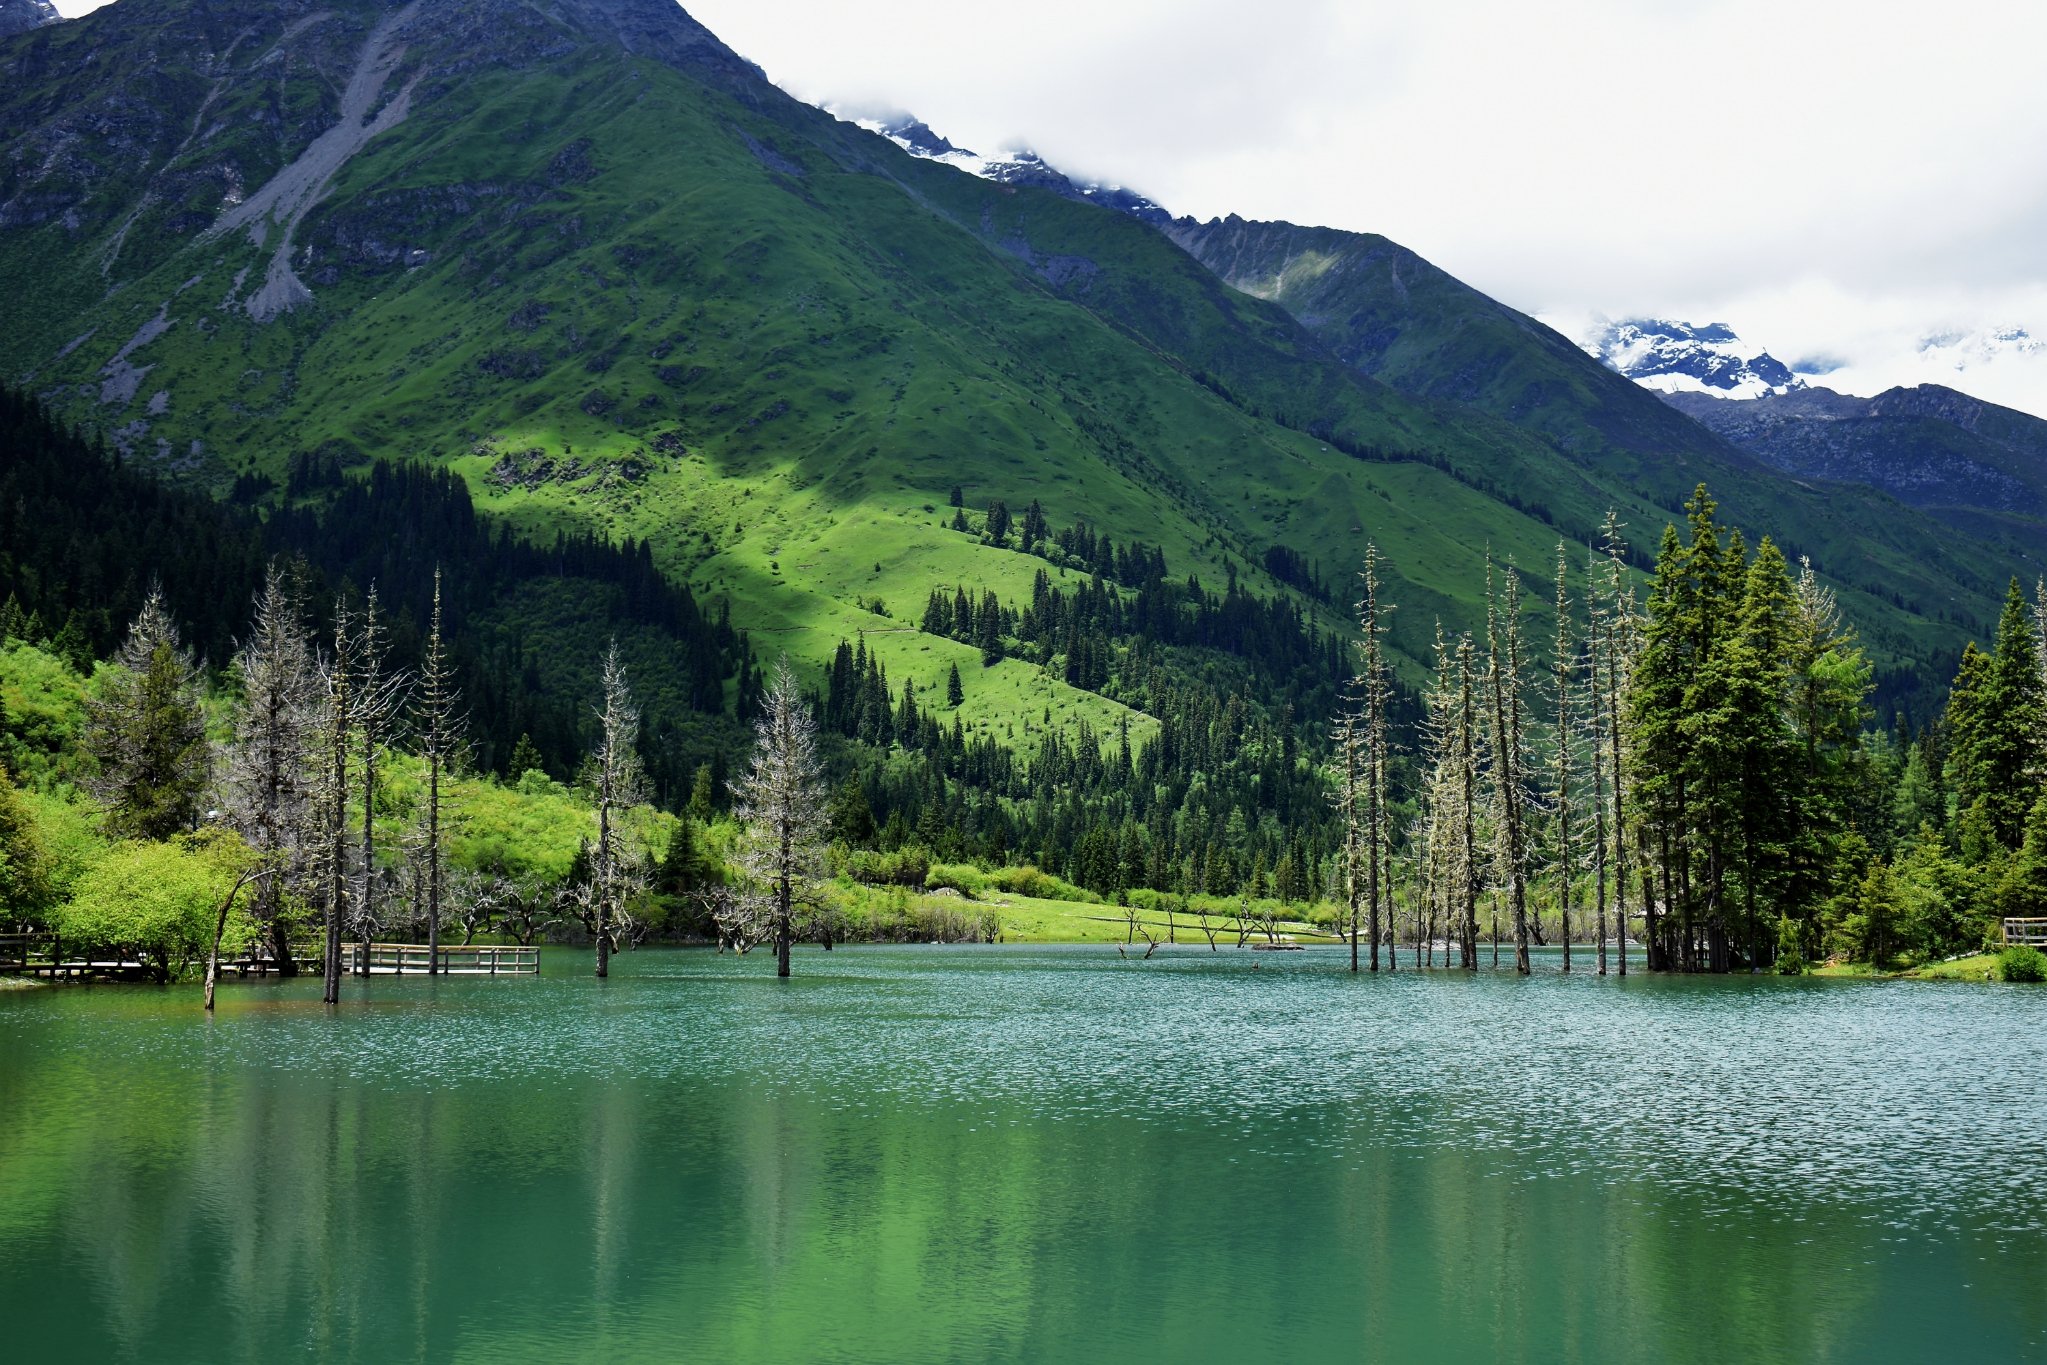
[2004,919,2047,947]
[0,932,56,970]
[341,943,540,976]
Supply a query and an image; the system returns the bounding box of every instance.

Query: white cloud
[52,0,2047,415]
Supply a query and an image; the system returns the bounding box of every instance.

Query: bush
[842,845,929,888]
[923,862,985,899]
[55,831,257,981]
[1774,952,1808,976]
[1997,945,2047,983]
[983,865,1095,903]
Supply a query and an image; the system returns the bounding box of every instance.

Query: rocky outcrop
[1663,385,2047,521]
[0,0,59,39]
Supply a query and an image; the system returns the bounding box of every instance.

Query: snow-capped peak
[839,108,1173,227]
[1581,318,1804,399]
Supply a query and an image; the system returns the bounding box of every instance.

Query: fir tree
[83,588,210,841]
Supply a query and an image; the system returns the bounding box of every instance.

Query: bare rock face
[0,0,60,39]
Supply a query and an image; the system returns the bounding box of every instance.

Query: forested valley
[4,384,2045,987]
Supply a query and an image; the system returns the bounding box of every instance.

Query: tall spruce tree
[1949,580,2047,848]
[83,588,210,841]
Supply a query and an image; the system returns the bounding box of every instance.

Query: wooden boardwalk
[1,933,534,980]
[2003,919,2047,948]
[341,943,540,976]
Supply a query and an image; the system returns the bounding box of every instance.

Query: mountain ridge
[0,0,2034,729]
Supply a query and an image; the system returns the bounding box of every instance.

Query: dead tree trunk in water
[1485,559,1532,974]
[588,643,648,980]
[1552,543,1577,972]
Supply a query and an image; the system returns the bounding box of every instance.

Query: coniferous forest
[4,384,2043,984]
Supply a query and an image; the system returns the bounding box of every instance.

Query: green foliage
[2000,794,2047,920]
[1893,830,1991,961]
[1629,489,1872,969]
[1838,861,1905,967]
[0,761,53,924]
[1996,945,2046,983]
[82,634,210,841]
[837,844,930,889]
[1945,581,2047,849]
[0,642,88,785]
[54,831,257,981]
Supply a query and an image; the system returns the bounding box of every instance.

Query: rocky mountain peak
[1583,317,1805,399]
[0,0,60,39]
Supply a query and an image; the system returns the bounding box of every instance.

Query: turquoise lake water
[1,945,2042,1362]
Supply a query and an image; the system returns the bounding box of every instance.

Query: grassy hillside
[0,0,2031,732]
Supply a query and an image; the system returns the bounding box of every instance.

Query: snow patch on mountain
[1917,324,2044,373]
[1580,318,1804,399]
[841,110,1172,226]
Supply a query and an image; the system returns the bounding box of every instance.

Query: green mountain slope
[0,0,2030,723]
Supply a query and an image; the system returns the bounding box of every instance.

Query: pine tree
[83,587,210,841]
[508,733,545,780]
[1949,580,2047,848]
[946,661,964,708]
[685,764,717,823]
[2005,793,2047,919]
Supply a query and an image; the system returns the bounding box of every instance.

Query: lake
[1,946,2042,1362]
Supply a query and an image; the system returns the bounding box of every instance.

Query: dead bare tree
[1485,556,1533,975]
[315,596,360,1004]
[413,571,462,972]
[222,566,320,977]
[586,643,648,979]
[1551,542,1579,972]
[203,866,274,1013]
[730,656,829,978]
[1598,512,1637,975]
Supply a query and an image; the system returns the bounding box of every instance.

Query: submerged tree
[731,657,829,978]
[1550,543,1579,971]
[316,596,357,1005]
[350,587,407,975]
[1486,556,1533,974]
[1335,544,1394,972]
[412,571,461,973]
[83,587,210,841]
[584,642,648,980]
[221,566,320,977]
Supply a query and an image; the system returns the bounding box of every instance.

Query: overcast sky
[55,0,2047,415]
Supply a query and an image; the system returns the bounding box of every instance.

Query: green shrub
[1997,945,2047,983]
[843,845,929,888]
[1774,952,1808,976]
[55,830,257,981]
[923,862,985,898]
[983,865,1095,903]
